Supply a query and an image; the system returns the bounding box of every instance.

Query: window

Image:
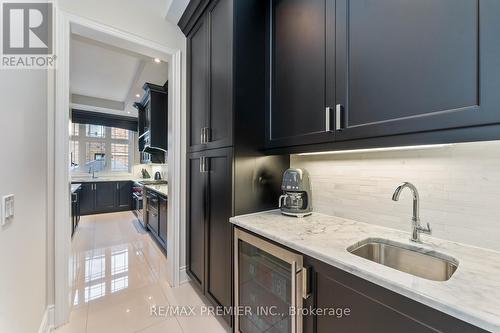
[70,140,79,167]
[112,127,129,140]
[86,124,105,138]
[111,143,129,172]
[70,123,134,174]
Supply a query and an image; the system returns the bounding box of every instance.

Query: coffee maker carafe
[279,168,312,217]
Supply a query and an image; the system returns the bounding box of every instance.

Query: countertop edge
[230,211,499,332]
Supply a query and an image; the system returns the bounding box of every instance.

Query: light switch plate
[1,194,14,226]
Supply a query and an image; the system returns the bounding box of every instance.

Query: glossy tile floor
[55,211,228,333]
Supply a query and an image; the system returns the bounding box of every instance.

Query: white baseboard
[179,265,190,285]
[38,305,55,333]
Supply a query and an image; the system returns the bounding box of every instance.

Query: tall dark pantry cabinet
[179,0,289,327]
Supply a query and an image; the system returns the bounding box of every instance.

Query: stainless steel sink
[347,238,458,281]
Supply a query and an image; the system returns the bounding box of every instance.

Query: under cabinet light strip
[296,144,454,156]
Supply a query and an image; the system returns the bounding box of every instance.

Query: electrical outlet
[1,194,14,226]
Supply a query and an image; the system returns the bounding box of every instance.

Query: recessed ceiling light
[127,111,131,114]
[153,58,161,63]
[135,93,140,98]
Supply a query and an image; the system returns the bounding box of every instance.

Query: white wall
[0,70,48,332]
[291,141,500,251]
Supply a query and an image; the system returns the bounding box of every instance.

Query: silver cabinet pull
[200,127,211,144]
[302,267,311,299]
[325,107,332,132]
[199,156,210,173]
[335,104,344,131]
[205,127,211,143]
[199,156,204,173]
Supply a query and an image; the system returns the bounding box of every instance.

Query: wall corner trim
[38,305,55,333]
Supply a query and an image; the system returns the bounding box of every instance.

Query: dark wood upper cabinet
[188,17,209,151]
[206,0,233,150]
[268,0,335,148]
[187,0,233,152]
[265,0,500,153]
[135,83,168,162]
[334,0,500,142]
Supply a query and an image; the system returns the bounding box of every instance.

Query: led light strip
[296,144,454,156]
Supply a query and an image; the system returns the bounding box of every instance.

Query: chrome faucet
[392,182,432,243]
[89,167,97,179]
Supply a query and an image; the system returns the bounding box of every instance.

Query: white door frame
[53,9,183,327]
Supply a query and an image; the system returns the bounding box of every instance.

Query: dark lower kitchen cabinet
[265,0,500,153]
[76,181,132,215]
[116,181,132,210]
[71,188,81,237]
[205,149,233,320]
[78,183,95,216]
[187,148,233,324]
[95,182,116,212]
[144,188,168,251]
[303,256,488,333]
[187,155,205,288]
[186,148,288,327]
[159,195,168,244]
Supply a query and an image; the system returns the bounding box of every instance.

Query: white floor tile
[58,211,227,333]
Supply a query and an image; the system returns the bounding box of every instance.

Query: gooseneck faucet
[392,182,432,243]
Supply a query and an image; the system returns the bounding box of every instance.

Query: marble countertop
[71,177,145,183]
[70,184,81,193]
[144,184,168,197]
[230,210,500,332]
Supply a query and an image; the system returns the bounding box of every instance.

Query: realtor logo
[1,1,55,68]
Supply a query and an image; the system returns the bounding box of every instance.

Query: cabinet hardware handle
[335,104,344,131]
[302,267,311,299]
[201,127,211,144]
[325,107,333,132]
[205,127,211,143]
[200,128,205,144]
[199,156,205,173]
[199,156,210,173]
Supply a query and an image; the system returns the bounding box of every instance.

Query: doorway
[53,11,183,328]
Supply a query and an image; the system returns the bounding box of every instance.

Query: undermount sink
[347,238,458,281]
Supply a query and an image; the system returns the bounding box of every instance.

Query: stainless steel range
[132,180,167,228]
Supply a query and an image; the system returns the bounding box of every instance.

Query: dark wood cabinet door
[334,0,500,141]
[304,257,488,333]
[206,0,233,150]
[79,183,95,216]
[159,195,168,245]
[187,153,207,289]
[267,0,335,148]
[205,148,233,323]
[95,182,116,213]
[188,17,209,152]
[116,181,132,210]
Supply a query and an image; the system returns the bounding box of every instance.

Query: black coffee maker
[279,168,312,217]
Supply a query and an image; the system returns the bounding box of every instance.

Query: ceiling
[70,35,169,117]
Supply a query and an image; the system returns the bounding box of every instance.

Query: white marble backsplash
[291,140,500,251]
